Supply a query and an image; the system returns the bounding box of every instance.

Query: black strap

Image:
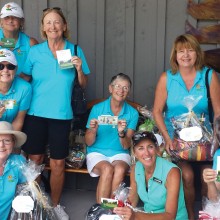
[74,44,78,82]
[205,68,213,125]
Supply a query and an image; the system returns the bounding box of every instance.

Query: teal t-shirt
[86,97,139,156]
[22,40,90,119]
[0,76,32,123]
[0,154,26,220]
[135,157,188,219]
[0,29,31,75]
[165,67,213,138]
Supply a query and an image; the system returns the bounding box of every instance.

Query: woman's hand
[203,168,217,183]
[71,56,82,72]
[118,119,127,133]
[89,119,98,132]
[0,106,6,118]
[164,137,174,155]
[113,206,134,220]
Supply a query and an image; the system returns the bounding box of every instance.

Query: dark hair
[170,34,204,74]
[110,73,132,87]
[40,7,70,40]
[132,131,158,147]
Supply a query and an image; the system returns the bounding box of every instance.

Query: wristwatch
[118,131,126,138]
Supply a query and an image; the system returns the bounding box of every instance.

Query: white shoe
[53,204,69,220]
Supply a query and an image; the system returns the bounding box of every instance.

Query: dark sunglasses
[132,131,158,146]
[0,63,16,70]
[43,7,61,12]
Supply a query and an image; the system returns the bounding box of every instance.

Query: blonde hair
[40,8,70,40]
[170,34,204,74]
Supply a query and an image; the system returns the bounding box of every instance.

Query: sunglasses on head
[43,7,61,12]
[0,63,16,70]
[132,131,158,146]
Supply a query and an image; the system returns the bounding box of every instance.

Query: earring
[20,25,24,32]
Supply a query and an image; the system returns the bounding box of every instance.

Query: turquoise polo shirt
[0,29,31,75]
[86,97,139,156]
[213,148,220,170]
[22,40,90,120]
[0,154,26,220]
[165,67,213,139]
[0,76,32,123]
[135,157,188,219]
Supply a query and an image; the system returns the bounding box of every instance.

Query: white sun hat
[0,2,24,18]
[0,121,27,148]
[0,49,17,66]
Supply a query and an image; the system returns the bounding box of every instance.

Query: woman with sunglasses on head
[0,2,38,75]
[21,7,90,220]
[0,49,31,131]
[153,34,220,219]
[85,73,139,204]
[114,131,188,220]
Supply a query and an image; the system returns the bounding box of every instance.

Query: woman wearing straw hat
[0,2,38,75]
[0,121,27,220]
[0,48,32,131]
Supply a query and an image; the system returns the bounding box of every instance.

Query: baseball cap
[0,49,17,65]
[0,2,24,18]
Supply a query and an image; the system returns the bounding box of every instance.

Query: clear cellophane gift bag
[170,95,216,161]
[9,160,57,220]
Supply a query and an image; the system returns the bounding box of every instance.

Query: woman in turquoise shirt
[153,34,220,219]
[0,121,27,220]
[0,2,38,75]
[114,131,188,220]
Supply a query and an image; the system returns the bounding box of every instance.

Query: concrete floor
[42,172,202,220]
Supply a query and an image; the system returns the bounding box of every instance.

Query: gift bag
[171,95,214,161]
[9,160,57,220]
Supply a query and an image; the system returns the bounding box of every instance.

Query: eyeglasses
[112,84,130,92]
[132,131,158,146]
[0,63,16,70]
[43,7,61,13]
[0,139,14,145]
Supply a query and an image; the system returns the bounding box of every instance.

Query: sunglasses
[43,7,61,12]
[0,63,16,70]
[132,131,158,146]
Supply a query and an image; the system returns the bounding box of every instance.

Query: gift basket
[66,129,86,169]
[9,160,57,220]
[171,95,214,161]
[199,196,220,220]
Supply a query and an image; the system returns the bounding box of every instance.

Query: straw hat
[0,121,26,147]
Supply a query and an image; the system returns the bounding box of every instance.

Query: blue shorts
[22,115,71,159]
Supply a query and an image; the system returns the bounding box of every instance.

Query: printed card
[1,38,15,48]
[56,49,74,69]
[98,115,118,125]
[101,198,118,209]
[0,99,16,109]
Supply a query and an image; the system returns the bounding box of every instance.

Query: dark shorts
[22,115,71,159]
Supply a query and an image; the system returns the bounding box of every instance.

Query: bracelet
[118,131,126,138]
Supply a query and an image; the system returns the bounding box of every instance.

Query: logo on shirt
[196,84,201,90]
[7,175,15,182]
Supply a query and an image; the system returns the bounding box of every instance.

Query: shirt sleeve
[22,47,34,75]
[76,45,90,75]
[212,148,220,170]
[127,109,139,131]
[19,82,32,111]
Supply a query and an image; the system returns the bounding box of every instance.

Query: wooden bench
[44,99,142,175]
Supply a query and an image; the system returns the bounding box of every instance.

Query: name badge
[153,177,162,184]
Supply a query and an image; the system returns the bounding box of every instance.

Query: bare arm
[118,119,134,149]
[12,110,27,131]
[153,72,173,153]
[30,37,38,46]
[203,168,220,202]
[71,56,88,88]
[85,119,98,146]
[210,71,220,119]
